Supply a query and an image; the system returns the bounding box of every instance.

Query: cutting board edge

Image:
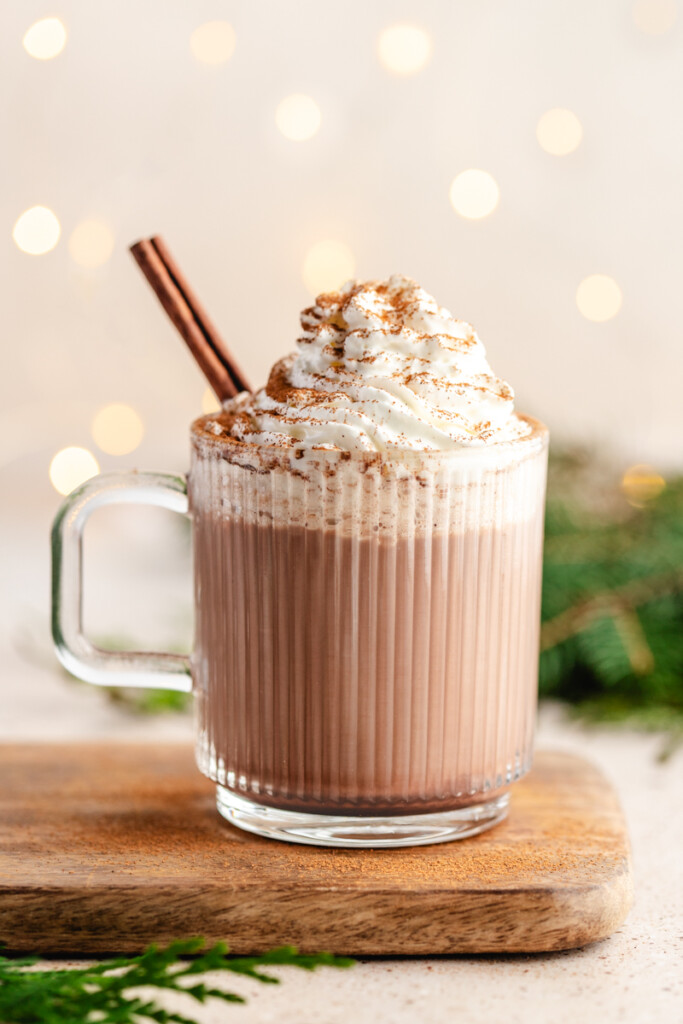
[0,865,634,955]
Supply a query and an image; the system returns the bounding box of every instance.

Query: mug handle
[51,472,192,693]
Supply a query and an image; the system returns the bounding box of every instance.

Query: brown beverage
[188,275,549,844]
[194,515,543,815]
[190,411,548,827]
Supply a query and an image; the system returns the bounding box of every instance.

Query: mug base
[215,786,509,848]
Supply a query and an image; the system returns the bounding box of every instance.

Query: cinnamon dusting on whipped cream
[223,275,531,453]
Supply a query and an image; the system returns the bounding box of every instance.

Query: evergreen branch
[612,609,655,676]
[540,568,683,650]
[539,454,683,737]
[0,939,353,1024]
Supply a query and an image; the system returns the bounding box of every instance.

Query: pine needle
[0,939,354,1024]
[540,453,683,734]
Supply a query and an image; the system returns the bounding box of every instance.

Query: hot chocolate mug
[52,413,548,847]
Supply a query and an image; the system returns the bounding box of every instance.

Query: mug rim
[190,411,548,471]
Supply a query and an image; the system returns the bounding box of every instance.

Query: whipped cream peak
[226,275,531,452]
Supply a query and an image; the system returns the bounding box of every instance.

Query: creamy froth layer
[190,415,548,536]
[225,275,531,453]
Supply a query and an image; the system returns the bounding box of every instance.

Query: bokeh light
[536,108,583,155]
[449,170,500,219]
[91,404,144,456]
[621,464,666,507]
[49,447,100,496]
[302,240,356,295]
[202,388,221,414]
[190,21,236,65]
[377,24,432,75]
[576,275,623,322]
[12,206,61,255]
[22,17,67,60]
[632,0,677,34]
[275,94,321,141]
[68,220,115,269]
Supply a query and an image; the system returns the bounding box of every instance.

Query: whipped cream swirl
[227,275,531,452]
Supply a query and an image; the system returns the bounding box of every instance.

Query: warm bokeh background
[5,1,683,484]
[2,1,682,731]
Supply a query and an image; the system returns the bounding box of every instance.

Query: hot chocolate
[192,507,544,816]
[188,275,547,843]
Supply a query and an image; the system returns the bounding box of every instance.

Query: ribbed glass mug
[52,413,548,847]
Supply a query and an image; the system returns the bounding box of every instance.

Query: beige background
[3,0,683,510]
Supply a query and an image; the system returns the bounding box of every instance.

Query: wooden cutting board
[0,744,632,955]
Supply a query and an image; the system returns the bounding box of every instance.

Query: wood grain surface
[0,744,632,955]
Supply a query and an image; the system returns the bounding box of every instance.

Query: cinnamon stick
[129,236,251,401]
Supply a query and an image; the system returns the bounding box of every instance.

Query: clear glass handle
[51,472,192,692]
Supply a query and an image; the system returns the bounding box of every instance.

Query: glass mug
[52,413,548,848]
